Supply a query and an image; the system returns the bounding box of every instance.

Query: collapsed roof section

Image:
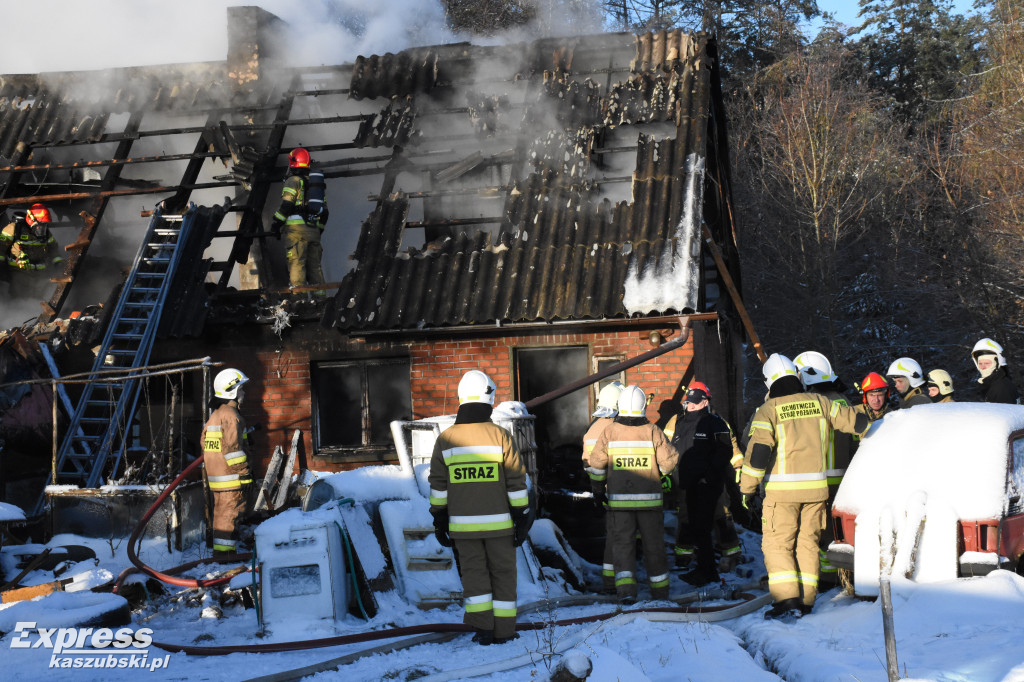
[323,30,737,333]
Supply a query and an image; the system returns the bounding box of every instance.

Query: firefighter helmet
[685,380,711,404]
[887,357,924,388]
[593,381,624,418]
[458,370,496,405]
[926,369,954,396]
[762,353,799,389]
[971,338,1006,369]
[793,351,836,387]
[25,203,52,226]
[617,384,647,418]
[859,372,890,402]
[288,147,311,169]
[213,368,249,400]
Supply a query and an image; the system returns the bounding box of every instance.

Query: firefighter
[664,382,743,575]
[667,382,734,587]
[428,370,529,646]
[971,338,1020,404]
[740,354,869,619]
[926,369,955,403]
[271,147,329,290]
[202,368,254,559]
[886,357,931,408]
[582,381,624,592]
[793,351,854,587]
[1,204,63,295]
[589,384,679,603]
[854,372,892,423]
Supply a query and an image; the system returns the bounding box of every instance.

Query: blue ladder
[38,204,198,511]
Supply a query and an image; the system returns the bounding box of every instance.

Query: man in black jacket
[972,338,1020,404]
[670,383,733,587]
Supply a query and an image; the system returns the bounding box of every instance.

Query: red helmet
[26,203,52,226]
[288,147,311,169]
[859,372,889,402]
[685,380,711,404]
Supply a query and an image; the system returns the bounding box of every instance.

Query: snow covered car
[827,403,1024,596]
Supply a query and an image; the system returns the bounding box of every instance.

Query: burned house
[0,8,749,547]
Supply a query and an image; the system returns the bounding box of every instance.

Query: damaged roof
[322,30,734,333]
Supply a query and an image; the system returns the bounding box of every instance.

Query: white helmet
[214,368,249,400]
[793,351,836,387]
[617,384,647,418]
[887,358,924,388]
[972,338,1006,369]
[762,353,799,389]
[594,381,624,418]
[458,370,496,405]
[926,369,954,396]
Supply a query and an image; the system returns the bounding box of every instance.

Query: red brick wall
[238,328,693,476]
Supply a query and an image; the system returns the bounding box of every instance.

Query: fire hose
[112,453,251,593]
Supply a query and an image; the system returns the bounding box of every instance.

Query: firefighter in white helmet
[740,353,869,619]
[582,380,623,592]
[588,384,679,603]
[793,351,855,587]
[971,338,1019,404]
[428,370,529,645]
[202,368,254,559]
[886,357,931,408]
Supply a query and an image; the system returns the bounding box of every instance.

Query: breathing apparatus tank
[306,169,327,222]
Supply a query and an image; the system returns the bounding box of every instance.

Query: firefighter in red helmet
[271,147,329,291]
[854,372,892,424]
[1,204,63,296]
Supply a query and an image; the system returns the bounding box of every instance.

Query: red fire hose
[112,454,251,593]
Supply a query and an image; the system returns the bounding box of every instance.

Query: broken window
[593,355,626,407]
[312,358,412,454]
[515,346,589,451]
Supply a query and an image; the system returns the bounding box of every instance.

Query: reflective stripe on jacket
[589,421,679,510]
[740,393,866,503]
[582,417,615,481]
[427,421,527,539]
[202,403,252,491]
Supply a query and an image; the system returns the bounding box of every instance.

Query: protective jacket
[273,173,329,230]
[428,421,527,539]
[202,403,252,490]
[898,386,931,409]
[589,420,679,510]
[741,391,868,503]
[668,408,732,490]
[980,367,1019,404]
[1,219,62,270]
[820,390,854,487]
[934,394,955,404]
[853,402,890,423]
[582,416,615,472]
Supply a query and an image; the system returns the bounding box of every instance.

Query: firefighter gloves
[592,484,608,507]
[431,510,452,548]
[513,510,531,547]
[660,473,673,492]
[741,493,754,510]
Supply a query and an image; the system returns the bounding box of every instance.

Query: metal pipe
[524,314,711,410]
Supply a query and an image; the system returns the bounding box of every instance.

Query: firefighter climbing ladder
[37,205,197,512]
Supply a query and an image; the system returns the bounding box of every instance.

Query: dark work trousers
[686,479,723,579]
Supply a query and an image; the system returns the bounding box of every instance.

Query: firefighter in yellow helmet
[926,369,955,403]
[582,380,623,592]
[740,353,869,619]
[589,384,679,603]
[428,370,529,645]
[270,147,329,290]
[202,368,254,559]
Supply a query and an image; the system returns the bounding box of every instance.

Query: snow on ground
[3,459,1024,680]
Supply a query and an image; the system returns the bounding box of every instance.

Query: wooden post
[879,578,899,681]
[51,380,58,486]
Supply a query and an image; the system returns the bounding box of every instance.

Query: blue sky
[815,0,980,29]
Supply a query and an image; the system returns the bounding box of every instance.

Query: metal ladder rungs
[112,333,144,340]
[128,287,163,293]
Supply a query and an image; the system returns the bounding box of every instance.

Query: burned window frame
[311,357,412,460]
[592,354,627,411]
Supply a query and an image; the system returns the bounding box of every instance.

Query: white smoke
[0,0,455,74]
